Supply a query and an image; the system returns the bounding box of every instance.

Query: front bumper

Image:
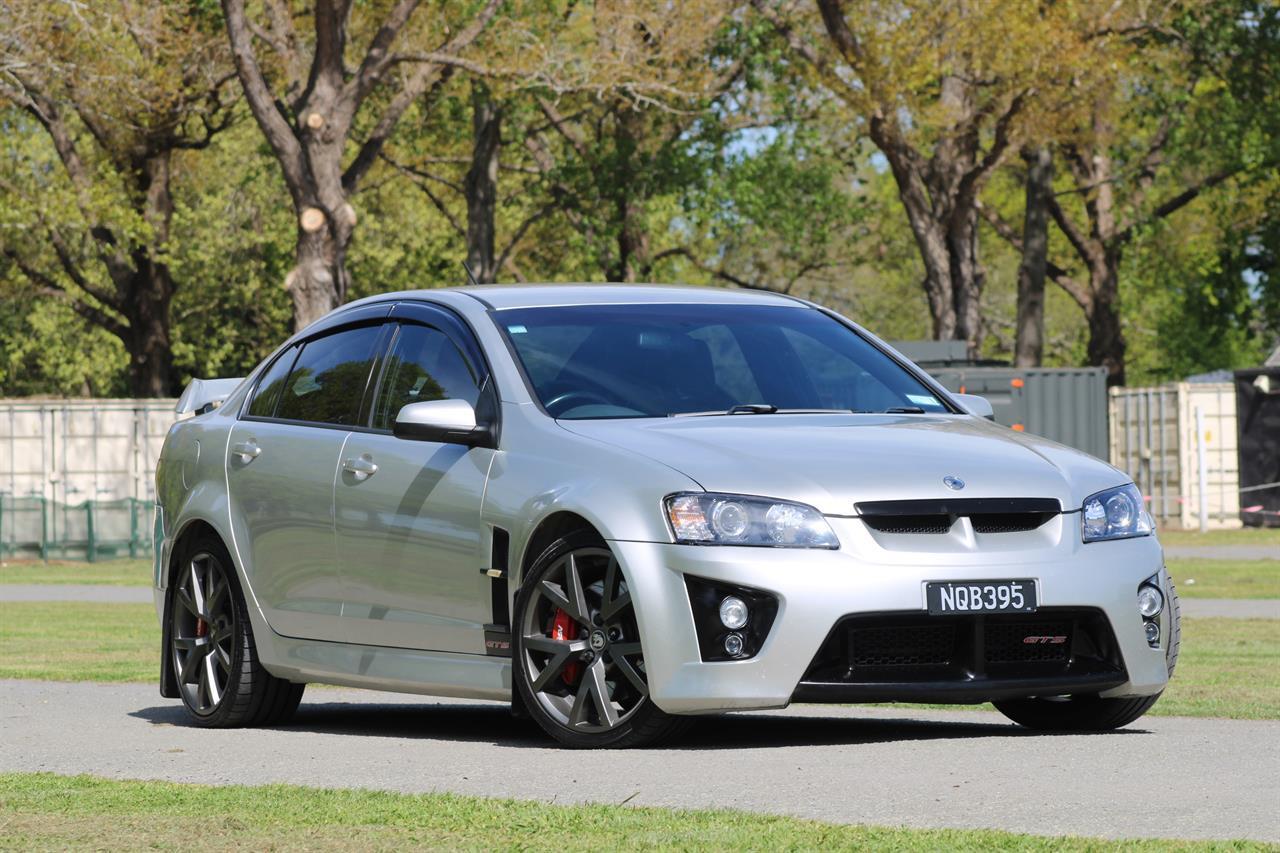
[612,515,1172,714]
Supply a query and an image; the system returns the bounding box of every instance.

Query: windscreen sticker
[906,394,939,407]
[507,324,528,334]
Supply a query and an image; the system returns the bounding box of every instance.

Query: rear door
[334,306,496,653]
[226,320,387,641]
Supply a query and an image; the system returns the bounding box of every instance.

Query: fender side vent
[486,527,511,656]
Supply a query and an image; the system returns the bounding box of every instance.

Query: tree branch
[221,0,308,203]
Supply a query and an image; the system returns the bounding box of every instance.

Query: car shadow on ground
[130,701,1147,749]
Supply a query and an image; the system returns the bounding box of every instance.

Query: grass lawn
[0,602,155,682]
[0,773,1268,852]
[1,601,1276,721]
[1166,560,1280,599]
[1156,527,1280,549]
[0,558,150,586]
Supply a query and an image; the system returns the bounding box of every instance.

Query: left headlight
[1081,483,1152,543]
[665,493,839,548]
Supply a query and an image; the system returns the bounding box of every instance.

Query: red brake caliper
[552,609,581,685]
[195,618,208,637]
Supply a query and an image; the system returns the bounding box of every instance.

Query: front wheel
[168,535,304,727]
[512,532,689,748]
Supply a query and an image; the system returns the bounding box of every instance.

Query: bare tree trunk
[948,205,985,353]
[1014,145,1052,367]
[465,83,501,283]
[123,262,175,396]
[221,0,501,329]
[1086,259,1126,385]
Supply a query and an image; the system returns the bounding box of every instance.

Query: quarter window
[274,325,383,426]
[373,324,480,431]
[246,345,298,418]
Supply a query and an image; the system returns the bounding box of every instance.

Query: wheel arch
[159,516,240,699]
[517,510,602,587]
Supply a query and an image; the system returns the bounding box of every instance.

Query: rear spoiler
[175,378,245,416]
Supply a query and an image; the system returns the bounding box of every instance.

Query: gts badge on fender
[1023,635,1068,645]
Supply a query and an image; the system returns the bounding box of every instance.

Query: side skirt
[257,631,513,702]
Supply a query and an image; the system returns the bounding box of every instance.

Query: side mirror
[953,393,995,421]
[393,399,494,448]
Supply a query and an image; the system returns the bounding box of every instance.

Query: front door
[335,319,495,654]
[226,323,385,641]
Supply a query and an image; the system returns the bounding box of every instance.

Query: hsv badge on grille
[943,475,965,491]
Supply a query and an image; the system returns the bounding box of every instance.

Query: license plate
[927,580,1037,614]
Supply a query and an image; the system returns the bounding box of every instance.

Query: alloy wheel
[520,547,648,733]
[170,551,236,715]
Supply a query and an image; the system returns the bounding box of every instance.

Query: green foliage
[1,0,1278,396]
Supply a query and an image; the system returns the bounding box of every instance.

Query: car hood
[559,414,1128,515]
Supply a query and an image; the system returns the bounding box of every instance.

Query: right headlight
[665,492,839,548]
[1081,483,1152,543]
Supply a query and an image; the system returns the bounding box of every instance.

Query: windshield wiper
[882,406,926,414]
[671,405,862,418]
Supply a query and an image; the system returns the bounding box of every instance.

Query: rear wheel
[995,580,1180,731]
[169,535,303,727]
[513,532,689,748]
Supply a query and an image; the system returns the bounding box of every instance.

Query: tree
[750,0,1094,355]
[980,0,1280,383]
[385,0,741,285]
[0,0,238,396]
[220,0,502,329]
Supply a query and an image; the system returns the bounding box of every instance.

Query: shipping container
[1233,368,1280,528]
[1108,383,1239,530]
[0,399,177,558]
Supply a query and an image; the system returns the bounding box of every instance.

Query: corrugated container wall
[1108,383,1239,530]
[924,367,1111,461]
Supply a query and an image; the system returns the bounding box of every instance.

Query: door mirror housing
[953,393,995,421]
[393,399,494,447]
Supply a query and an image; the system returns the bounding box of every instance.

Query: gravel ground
[2,680,1277,843]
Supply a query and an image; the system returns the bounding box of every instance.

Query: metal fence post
[86,501,96,563]
[129,498,139,559]
[40,497,48,563]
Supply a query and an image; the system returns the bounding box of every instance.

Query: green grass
[1,601,1276,721]
[0,602,155,682]
[0,558,151,586]
[1156,527,1280,549]
[1167,560,1280,599]
[0,773,1269,852]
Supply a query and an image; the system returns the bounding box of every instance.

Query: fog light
[723,633,745,657]
[719,596,749,630]
[1137,585,1164,618]
[1144,621,1160,645]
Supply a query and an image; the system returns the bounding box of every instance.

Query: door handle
[231,441,261,463]
[343,455,378,481]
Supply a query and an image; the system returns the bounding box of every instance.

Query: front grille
[802,609,1123,687]
[849,624,955,667]
[862,515,953,534]
[971,513,1053,534]
[984,620,1073,663]
[857,498,1060,536]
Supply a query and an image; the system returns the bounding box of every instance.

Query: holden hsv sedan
[154,285,1178,748]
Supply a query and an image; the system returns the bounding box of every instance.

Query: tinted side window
[373,324,480,430]
[275,326,383,425]
[247,345,298,418]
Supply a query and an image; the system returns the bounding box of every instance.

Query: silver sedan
[153,285,1178,748]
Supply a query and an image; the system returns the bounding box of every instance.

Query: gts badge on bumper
[927,580,1037,615]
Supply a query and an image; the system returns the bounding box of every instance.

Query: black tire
[168,534,304,728]
[512,530,690,748]
[995,580,1181,732]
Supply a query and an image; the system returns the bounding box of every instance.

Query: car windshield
[496,303,953,419]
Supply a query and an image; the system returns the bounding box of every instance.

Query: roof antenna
[462,260,479,287]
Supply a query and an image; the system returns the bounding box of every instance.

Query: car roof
[351,283,808,311]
